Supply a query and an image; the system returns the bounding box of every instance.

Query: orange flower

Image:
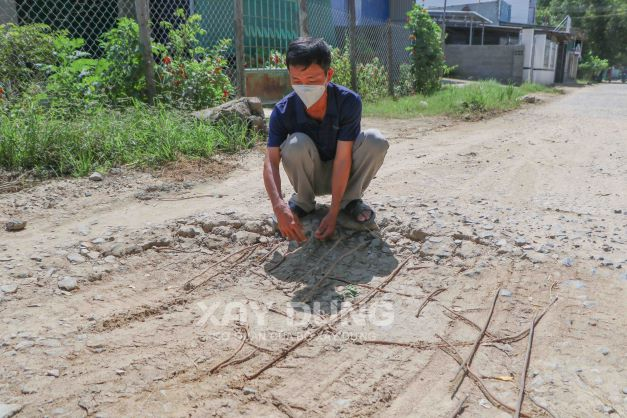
[162,56,172,65]
[0,87,4,96]
[223,89,229,98]
[214,67,222,74]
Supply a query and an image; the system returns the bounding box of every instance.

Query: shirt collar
[295,82,338,125]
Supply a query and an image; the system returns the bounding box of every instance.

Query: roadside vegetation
[0,4,565,178]
[0,10,257,178]
[0,102,259,177]
[363,81,560,119]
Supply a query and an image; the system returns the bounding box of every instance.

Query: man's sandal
[288,198,313,219]
[343,199,376,224]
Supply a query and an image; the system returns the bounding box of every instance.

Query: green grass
[0,102,261,177]
[363,80,560,119]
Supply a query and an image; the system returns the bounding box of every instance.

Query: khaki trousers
[280,129,388,213]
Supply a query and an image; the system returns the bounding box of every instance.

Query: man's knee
[281,132,316,161]
[359,129,389,156]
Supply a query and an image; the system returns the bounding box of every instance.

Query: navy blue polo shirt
[267,82,362,161]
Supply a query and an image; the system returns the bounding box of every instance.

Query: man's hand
[274,200,307,243]
[315,212,337,240]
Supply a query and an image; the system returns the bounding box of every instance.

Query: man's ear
[327,68,334,82]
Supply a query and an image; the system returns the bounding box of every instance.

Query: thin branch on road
[437,335,531,418]
[415,288,446,318]
[246,257,411,380]
[488,297,557,344]
[448,394,469,418]
[441,305,498,339]
[514,314,537,418]
[209,326,250,374]
[450,287,500,398]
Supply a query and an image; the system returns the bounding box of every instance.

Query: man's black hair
[286,37,332,72]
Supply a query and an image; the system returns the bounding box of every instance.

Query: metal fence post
[299,0,309,37]
[386,18,394,97]
[135,0,156,105]
[234,0,246,97]
[348,0,357,92]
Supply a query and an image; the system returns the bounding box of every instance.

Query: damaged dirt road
[1,84,626,418]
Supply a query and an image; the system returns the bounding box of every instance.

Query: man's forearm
[263,158,283,208]
[329,157,351,215]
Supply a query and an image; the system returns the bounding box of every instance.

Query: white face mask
[292,84,326,108]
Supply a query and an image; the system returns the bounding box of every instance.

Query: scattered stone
[0,284,18,294]
[115,369,125,375]
[335,399,351,408]
[5,220,26,232]
[135,191,156,200]
[88,272,103,282]
[600,347,609,356]
[47,369,60,377]
[232,231,260,245]
[142,236,172,250]
[524,252,547,264]
[109,167,122,175]
[21,384,37,394]
[622,387,627,395]
[192,97,267,133]
[177,225,202,238]
[595,405,615,414]
[564,279,585,289]
[15,341,34,350]
[499,289,513,297]
[0,403,23,418]
[104,255,116,264]
[458,241,481,259]
[84,191,92,197]
[107,243,142,258]
[521,94,539,103]
[58,276,78,291]
[405,227,428,242]
[89,172,104,181]
[478,231,494,239]
[93,294,105,301]
[514,236,528,246]
[242,386,257,395]
[463,268,482,277]
[562,257,574,267]
[87,251,101,260]
[67,253,86,264]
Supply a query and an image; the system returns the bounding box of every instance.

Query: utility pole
[348,0,357,92]
[135,0,156,105]
[441,0,448,51]
[234,0,246,97]
[299,0,309,37]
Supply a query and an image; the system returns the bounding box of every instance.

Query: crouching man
[263,37,388,243]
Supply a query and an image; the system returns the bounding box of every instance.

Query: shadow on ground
[263,206,399,314]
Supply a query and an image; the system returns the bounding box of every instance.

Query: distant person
[607,67,613,83]
[263,37,388,242]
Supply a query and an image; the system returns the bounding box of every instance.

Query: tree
[535,0,627,65]
[405,4,445,95]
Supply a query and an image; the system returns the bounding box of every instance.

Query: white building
[420,0,536,24]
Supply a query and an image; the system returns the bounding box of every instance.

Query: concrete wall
[445,44,524,84]
[0,0,17,24]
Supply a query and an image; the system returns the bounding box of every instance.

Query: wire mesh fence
[0,0,414,104]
